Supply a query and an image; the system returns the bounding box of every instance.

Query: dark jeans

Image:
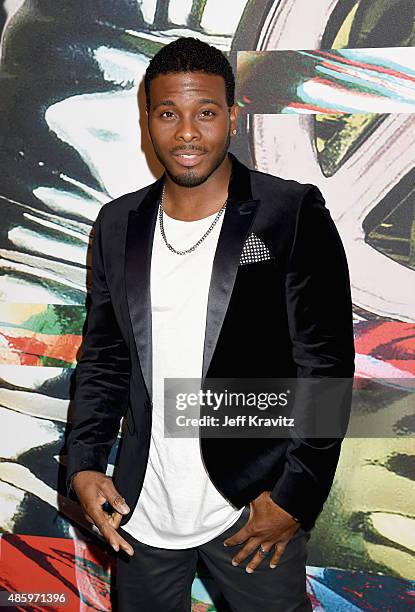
[114,506,312,612]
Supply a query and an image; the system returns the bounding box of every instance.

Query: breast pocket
[239,233,275,266]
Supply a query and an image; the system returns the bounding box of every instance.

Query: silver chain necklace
[158,184,227,255]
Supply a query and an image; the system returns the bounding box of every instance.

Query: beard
[151,132,231,188]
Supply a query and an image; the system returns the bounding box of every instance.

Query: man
[67,37,355,611]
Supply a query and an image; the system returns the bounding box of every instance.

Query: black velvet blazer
[66,152,355,532]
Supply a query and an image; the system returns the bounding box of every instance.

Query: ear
[229,104,239,135]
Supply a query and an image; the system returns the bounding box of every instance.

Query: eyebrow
[152,98,223,110]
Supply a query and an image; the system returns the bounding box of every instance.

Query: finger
[230,537,262,567]
[110,529,134,557]
[109,510,123,530]
[100,481,130,515]
[245,542,275,573]
[85,504,133,556]
[269,541,287,568]
[223,525,251,547]
[105,514,134,556]
[95,511,134,556]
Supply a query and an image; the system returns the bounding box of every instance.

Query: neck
[162,154,232,221]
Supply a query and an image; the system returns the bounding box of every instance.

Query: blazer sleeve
[270,185,355,531]
[65,207,131,496]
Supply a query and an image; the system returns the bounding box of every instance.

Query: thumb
[105,481,130,515]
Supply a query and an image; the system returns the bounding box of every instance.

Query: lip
[172,152,206,167]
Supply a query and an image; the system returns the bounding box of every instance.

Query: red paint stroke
[0,330,81,365]
[310,50,415,85]
[0,533,113,611]
[309,566,415,611]
[305,575,323,609]
[355,321,415,375]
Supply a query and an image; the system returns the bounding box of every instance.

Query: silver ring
[257,544,271,557]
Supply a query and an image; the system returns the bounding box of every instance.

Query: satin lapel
[124,154,260,395]
[125,176,163,400]
[201,153,260,382]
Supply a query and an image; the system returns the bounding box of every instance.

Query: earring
[232,129,237,135]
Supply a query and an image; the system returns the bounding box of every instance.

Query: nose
[175,116,201,142]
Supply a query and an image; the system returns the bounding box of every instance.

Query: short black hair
[144,37,235,111]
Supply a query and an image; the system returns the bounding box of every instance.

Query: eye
[160,110,175,118]
[200,109,216,117]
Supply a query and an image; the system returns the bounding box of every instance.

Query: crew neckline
[162,208,223,223]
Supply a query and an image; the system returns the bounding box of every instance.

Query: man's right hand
[72,470,134,556]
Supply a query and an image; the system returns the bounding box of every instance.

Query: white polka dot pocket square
[239,233,275,266]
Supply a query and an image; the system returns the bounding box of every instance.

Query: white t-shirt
[122,204,244,548]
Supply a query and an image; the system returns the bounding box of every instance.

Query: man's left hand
[223,490,300,572]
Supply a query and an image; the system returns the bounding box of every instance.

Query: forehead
[149,71,227,102]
